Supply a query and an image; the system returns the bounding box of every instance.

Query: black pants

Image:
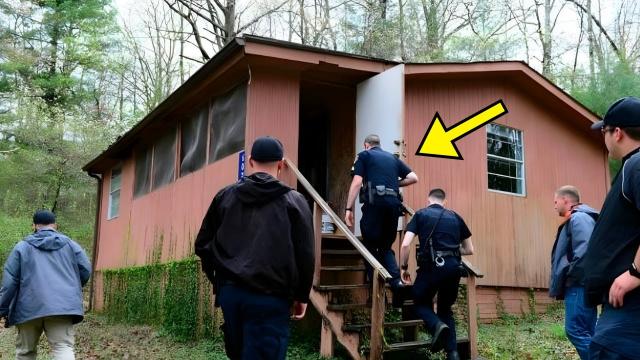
[360,201,401,287]
[217,284,291,360]
[412,257,462,353]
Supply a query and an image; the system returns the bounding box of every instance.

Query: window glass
[134,148,152,198]
[108,167,122,219]
[209,83,247,163]
[487,124,525,195]
[180,107,208,176]
[152,129,176,190]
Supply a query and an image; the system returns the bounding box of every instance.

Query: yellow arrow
[416,100,508,160]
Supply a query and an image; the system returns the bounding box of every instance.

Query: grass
[0,304,580,359]
[0,313,334,360]
[0,215,579,359]
[478,302,580,360]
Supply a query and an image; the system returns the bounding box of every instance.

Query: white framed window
[108,167,122,219]
[487,124,525,196]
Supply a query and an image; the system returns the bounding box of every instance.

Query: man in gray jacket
[0,210,91,360]
[550,185,598,360]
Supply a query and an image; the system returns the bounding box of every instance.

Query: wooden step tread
[343,319,423,331]
[385,340,430,352]
[320,265,366,271]
[326,303,368,311]
[326,299,416,311]
[321,249,360,256]
[384,337,470,353]
[314,284,369,291]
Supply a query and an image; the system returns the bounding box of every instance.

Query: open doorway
[298,81,356,214]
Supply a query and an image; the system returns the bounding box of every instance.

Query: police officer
[345,134,418,290]
[399,188,474,360]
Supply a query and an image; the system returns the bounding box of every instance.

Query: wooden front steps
[377,338,471,359]
[314,284,370,291]
[343,319,423,332]
[315,233,472,359]
[285,158,482,360]
[321,265,367,271]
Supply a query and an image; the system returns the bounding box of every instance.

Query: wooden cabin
[84,35,607,359]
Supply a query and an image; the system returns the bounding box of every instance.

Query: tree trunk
[399,0,406,60]
[542,0,552,77]
[225,0,236,44]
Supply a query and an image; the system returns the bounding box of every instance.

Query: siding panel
[404,77,608,288]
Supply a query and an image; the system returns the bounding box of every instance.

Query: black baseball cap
[33,210,56,225]
[591,96,640,130]
[250,136,284,162]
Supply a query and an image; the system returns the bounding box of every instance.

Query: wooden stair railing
[401,206,484,360]
[285,158,391,359]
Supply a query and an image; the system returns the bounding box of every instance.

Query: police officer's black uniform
[353,146,412,288]
[406,203,471,355]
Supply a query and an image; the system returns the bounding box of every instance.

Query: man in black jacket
[583,97,640,359]
[195,136,315,360]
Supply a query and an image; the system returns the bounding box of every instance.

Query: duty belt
[381,189,397,196]
[431,250,460,267]
[374,185,397,197]
[434,250,460,258]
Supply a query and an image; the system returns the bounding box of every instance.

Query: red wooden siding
[96,154,239,271]
[403,77,608,289]
[245,66,301,188]
[476,286,557,323]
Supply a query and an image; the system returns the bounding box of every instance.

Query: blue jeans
[589,342,634,360]
[564,286,597,360]
[217,284,291,360]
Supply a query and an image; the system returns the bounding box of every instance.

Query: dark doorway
[298,81,356,213]
[298,85,330,199]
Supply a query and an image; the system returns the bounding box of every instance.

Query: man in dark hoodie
[0,210,91,360]
[195,136,314,360]
[549,185,598,360]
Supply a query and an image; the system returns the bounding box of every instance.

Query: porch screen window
[108,167,121,219]
[180,107,208,176]
[134,147,152,198]
[209,83,247,163]
[152,129,176,190]
[487,124,525,195]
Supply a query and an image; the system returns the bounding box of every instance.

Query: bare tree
[531,0,567,77]
[566,0,624,63]
[162,0,290,61]
[416,0,477,61]
[121,0,183,112]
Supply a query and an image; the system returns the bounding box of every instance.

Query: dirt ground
[0,314,229,360]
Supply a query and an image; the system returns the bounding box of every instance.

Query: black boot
[430,321,450,353]
[391,281,410,308]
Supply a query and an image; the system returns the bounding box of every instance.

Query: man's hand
[345,210,354,227]
[401,271,412,285]
[609,270,640,308]
[291,301,307,320]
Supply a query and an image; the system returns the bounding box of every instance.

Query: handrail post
[313,203,323,286]
[467,274,478,360]
[369,270,385,360]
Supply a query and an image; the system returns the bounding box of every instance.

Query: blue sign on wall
[238,150,245,180]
